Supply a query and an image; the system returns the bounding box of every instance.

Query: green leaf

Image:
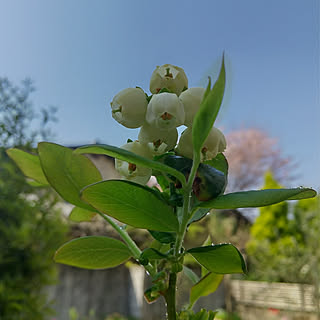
[6,148,49,185]
[199,187,317,209]
[192,55,226,155]
[148,230,176,244]
[188,208,210,225]
[190,272,224,307]
[38,142,102,210]
[187,244,246,274]
[204,153,228,176]
[74,144,186,187]
[54,236,131,269]
[69,207,97,222]
[183,266,200,285]
[81,180,179,232]
[140,248,167,261]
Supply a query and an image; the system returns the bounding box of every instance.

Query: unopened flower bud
[115,141,152,184]
[176,127,226,161]
[138,123,178,155]
[146,93,185,130]
[111,88,148,128]
[179,87,206,127]
[149,64,188,96]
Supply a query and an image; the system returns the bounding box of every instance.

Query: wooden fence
[229,280,320,314]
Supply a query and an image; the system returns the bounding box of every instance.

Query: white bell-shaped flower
[111,87,148,128]
[179,87,206,127]
[138,123,178,155]
[149,64,188,96]
[115,141,152,184]
[146,92,185,130]
[176,126,226,161]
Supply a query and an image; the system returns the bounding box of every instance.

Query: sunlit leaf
[190,272,224,307]
[38,142,102,210]
[192,55,226,156]
[69,207,97,222]
[81,180,179,232]
[199,187,317,209]
[187,244,246,274]
[54,236,131,269]
[6,148,49,185]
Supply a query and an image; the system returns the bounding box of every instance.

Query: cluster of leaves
[246,172,320,284]
[0,78,66,320]
[6,58,317,320]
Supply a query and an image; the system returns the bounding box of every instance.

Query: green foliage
[74,144,187,187]
[187,244,247,274]
[81,180,179,232]
[199,186,316,209]
[54,236,132,269]
[38,142,102,210]
[5,63,318,320]
[189,272,223,307]
[246,172,320,283]
[192,55,225,158]
[0,77,66,319]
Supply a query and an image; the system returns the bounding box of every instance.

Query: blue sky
[0,0,319,190]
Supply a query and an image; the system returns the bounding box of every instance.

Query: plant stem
[97,211,156,277]
[164,273,177,320]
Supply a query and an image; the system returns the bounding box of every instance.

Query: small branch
[97,211,156,277]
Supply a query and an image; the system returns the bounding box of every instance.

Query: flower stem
[97,211,156,277]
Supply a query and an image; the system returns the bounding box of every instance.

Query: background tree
[0,77,67,320]
[246,171,320,284]
[225,128,294,192]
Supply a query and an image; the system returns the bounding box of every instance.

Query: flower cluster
[110,64,226,183]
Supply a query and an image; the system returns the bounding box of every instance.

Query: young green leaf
[74,144,186,187]
[148,230,176,244]
[69,207,97,222]
[203,153,228,176]
[187,244,246,274]
[192,55,226,156]
[54,236,131,269]
[6,148,49,186]
[38,142,102,210]
[199,187,317,209]
[189,272,224,307]
[140,248,167,261]
[183,266,200,285]
[81,180,179,232]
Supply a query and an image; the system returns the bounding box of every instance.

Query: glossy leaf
[204,153,228,176]
[183,266,200,285]
[188,208,210,225]
[148,230,176,244]
[74,144,186,187]
[140,248,167,261]
[187,244,246,274]
[38,142,102,210]
[192,55,226,155]
[69,207,97,222]
[6,148,49,185]
[199,187,317,209]
[54,236,131,269]
[81,180,179,232]
[190,272,224,307]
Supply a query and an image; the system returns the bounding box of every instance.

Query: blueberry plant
[7,56,317,320]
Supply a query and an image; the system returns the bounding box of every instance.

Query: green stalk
[97,211,156,277]
[164,273,177,320]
